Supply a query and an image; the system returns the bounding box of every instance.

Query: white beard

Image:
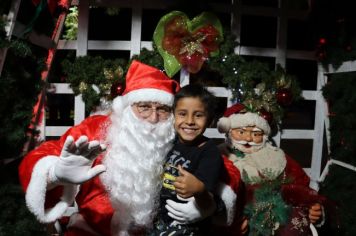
[100,106,175,234]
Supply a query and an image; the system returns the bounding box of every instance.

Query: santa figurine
[217,103,326,236]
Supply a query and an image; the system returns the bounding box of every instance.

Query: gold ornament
[103,68,114,81]
[79,81,88,93]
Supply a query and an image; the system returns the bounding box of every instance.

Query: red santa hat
[217,103,271,135]
[113,60,180,113]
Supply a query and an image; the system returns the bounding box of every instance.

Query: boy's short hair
[173,83,217,124]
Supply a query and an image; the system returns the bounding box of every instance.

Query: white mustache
[235,140,260,146]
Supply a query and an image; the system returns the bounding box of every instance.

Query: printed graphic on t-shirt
[162,150,191,191]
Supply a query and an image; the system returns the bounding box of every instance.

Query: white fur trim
[215,182,237,226]
[229,112,270,135]
[112,96,128,115]
[217,117,231,133]
[25,156,78,223]
[125,88,174,106]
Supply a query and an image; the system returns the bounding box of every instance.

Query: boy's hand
[174,165,204,198]
[309,203,323,224]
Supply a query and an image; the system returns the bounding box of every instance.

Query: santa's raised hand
[49,135,107,185]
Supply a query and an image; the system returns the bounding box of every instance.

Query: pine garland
[62,56,126,113]
[243,169,291,236]
[320,72,356,235]
[0,184,47,236]
[0,42,44,160]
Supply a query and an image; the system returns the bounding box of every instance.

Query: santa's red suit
[19,115,114,235]
[19,114,241,236]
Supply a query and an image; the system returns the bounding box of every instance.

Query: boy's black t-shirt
[159,136,223,225]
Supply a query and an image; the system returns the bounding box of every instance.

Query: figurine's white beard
[230,135,267,154]
[101,106,175,233]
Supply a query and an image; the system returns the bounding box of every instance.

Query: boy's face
[174,97,208,144]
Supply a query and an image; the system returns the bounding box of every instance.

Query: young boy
[150,84,223,235]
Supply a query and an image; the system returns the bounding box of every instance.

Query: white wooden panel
[141,41,153,50]
[57,40,77,50]
[207,87,232,98]
[130,2,142,58]
[281,130,315,139]
[238,46,276,57]
[52,83,73,94]
[324,60,356,74]
[46,126,72,137]
[88,40,131,50]
[204,128,225,139]
[74,95,85,125]
[77,0,89,56]
[302,90,317,100]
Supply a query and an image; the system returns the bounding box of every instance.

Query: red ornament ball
[259,109,273,124]
[276,88,293,106]
[319,38,326,45]
[110,81,125,98]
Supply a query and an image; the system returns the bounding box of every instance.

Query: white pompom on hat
[112,60,180,114]
[217,103,271,135]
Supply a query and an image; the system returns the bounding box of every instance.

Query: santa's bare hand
[174,165,204,199]
[309,203,323,224]
[49,135,106,184]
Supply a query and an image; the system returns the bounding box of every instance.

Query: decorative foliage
[320,72,356,235]
[62,56,126,113]
[0,184,47,235]
[207,32,302,127]
[62,6,78,40]
[153,11,223,77]
[243,169,291,236]
[319,165,356,236]
[130,47,164,71]
[322,72,356,165]
[0,43,44,160]
[312,0,356,69]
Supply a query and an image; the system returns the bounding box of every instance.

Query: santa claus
[19,60,180,235]
[19,61,240,236]
[216,103,326,236]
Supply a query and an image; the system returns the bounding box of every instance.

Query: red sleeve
[221,155,241,194]
[284,155,310,187]
[18,115,110,192]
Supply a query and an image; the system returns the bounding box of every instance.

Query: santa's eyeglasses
[132,102,172,120]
